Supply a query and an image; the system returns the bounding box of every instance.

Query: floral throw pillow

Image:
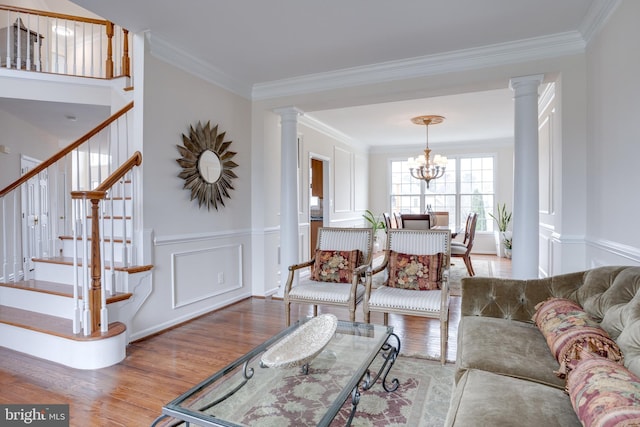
[311,249,362,283]
[567,357,640,427]
[387,251,444,290]
[532,298,624,378]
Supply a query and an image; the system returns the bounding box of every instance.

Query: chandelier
[408,115,447,188]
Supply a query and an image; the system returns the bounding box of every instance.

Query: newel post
[89,198,102,332]
[105,21,114,79]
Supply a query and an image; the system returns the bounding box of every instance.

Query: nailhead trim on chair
[289,280,365,303]
[368,286,442,312]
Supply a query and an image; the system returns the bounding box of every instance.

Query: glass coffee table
[152,318,401,427]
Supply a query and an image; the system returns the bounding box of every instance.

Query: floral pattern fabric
[311,249,362,283]
[532,298,623,378]
[387,251,444,290]
[567,357,640,427]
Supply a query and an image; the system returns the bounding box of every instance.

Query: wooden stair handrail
[0,4,110,26]
[0,102,134,198]
[71,151,142,200]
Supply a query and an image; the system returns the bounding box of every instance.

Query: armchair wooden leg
[313,305,318,317]
[440,320,448,365]
[349,307,356,322]
[364,310,370,323]
[285,302,291,327]
[383,312,389,326]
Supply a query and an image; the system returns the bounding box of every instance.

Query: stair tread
[32,256,153,273]
[0,305,126,341]
[0,279,133,303]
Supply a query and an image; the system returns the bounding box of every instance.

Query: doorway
[309,156,329,255]
[21,155,50,278]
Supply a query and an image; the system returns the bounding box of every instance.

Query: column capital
[509,74,544,92]
[273,106,304,121]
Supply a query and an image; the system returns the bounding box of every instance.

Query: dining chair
[383,212,397,230]
[393,212,403,229]
[399,214,431,229]
[284,227,374,326]
[364,229,451,364]
[430,211,450,227]
[451,212,478,276]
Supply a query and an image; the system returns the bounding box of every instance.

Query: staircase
[0,5,152,369]
[0,104,153,369]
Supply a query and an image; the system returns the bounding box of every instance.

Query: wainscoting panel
[354,153,368,211]
[539,232,551,278]
[171,244,243,308]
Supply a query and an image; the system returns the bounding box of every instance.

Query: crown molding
[252,31,585,101]
[579,0,622,44]
[147,33,253,99]
[299,114,368,152]
[369,137,514,155]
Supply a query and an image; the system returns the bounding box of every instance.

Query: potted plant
[503,235,512,259]
[363,210,386,252]
[489,203,512,257]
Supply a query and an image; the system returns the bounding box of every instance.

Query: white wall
[0,110,59,182]
[130,47,253,339]
[584,0,640,267]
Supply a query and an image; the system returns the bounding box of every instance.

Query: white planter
[494,231,506,257]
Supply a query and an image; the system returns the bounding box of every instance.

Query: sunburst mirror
[176,121,238,210]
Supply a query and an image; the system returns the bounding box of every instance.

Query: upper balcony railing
[0,4,130,79]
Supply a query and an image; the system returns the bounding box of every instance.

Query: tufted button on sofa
[445,266,640,427]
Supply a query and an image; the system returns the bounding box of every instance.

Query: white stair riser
[103,198,133,217]
[77,218,131,239]
[34,261,75,285]
[61,239,130,263]
[33,261,124,291]
[0,286,75,318]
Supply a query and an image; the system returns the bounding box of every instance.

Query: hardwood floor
[0,255,511,426]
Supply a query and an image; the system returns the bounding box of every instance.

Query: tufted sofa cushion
[460,266,640,377]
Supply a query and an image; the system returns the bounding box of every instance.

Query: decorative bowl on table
[261,314,338,369]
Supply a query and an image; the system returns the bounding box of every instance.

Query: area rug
[448,259,492,296]
[331,356,455,427]
[156,356,454,427]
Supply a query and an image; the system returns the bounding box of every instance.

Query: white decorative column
[509,74,543,279]
[274,107,303,297]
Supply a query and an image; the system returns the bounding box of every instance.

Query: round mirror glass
[198,150,222,184]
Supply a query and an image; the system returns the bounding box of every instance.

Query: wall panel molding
[171,244,244,308]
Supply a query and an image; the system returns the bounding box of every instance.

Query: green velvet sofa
[445,266,640,426]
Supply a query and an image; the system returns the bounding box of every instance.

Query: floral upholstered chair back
[316,227,374,267]
[385,229,451,290]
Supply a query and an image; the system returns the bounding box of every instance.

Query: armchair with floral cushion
[284,227,374,326]
[364,228,451,364]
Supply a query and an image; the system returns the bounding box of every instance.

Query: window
[389,155,495,231]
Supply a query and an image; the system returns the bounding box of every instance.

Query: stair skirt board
[0,323,127,369]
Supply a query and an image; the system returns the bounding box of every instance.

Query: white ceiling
[2,0,613,147]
